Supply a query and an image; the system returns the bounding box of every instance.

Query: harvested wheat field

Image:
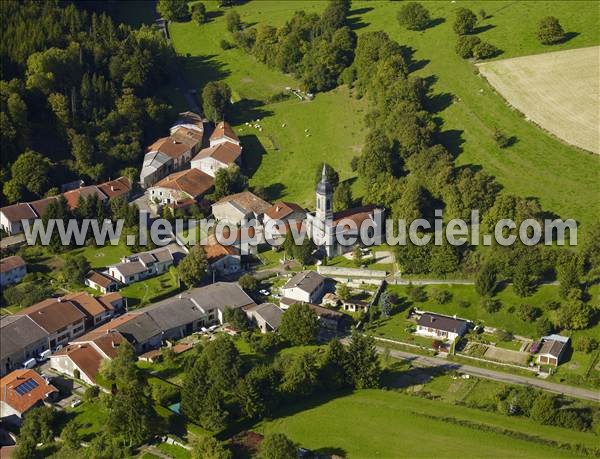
[478,46,600,154]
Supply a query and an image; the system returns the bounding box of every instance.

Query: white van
[22,358,37,369]
[38,349,51,362]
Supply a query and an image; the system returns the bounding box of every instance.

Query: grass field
[169,0,600,225]
[384,283,561,337]
[257,389,598,458]
[478,46,599,154]
[121,269,181,308]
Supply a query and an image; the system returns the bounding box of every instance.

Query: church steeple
[316,164,333,220]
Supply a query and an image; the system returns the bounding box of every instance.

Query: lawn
[257,389,598,458]
[64,400,108,442]
[121,270,181,308]
[169,0,599,226]
[384,283,562,338]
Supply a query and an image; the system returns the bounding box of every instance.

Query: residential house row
[0,291,124,376]
[0,176,131,235]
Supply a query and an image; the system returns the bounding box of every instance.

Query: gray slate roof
[417,312,468,334]
[186,282,255,312]
[115,314,162,345]
[140,297,205,331]
[283,271,325,295]
[252,303,283,329]
[1,315,48,360]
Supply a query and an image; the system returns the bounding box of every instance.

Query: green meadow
[168,0,599,224]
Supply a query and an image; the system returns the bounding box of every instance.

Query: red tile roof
[22,299,86,334]
[0,370,57,415]
[53,343,104,383]
[86,271,116,289]
[61,291,110,318]
[210,121,239,143]
[28,197,58,217]
[154,168,214,199]
[0,255,26,273]
[265,201,304,220]
[97,177,131,199]
[62,186,107,210]
[0,203,37,222]
[192,142,242,165]
[203,243,239,263]
[214,191,271,215]
[148,137,190,159]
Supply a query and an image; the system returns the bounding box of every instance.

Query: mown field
[168,0,600,225]
[478,46,600,154]
[257,389,598,459]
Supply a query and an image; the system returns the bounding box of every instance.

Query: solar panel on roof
[15,378,39,395]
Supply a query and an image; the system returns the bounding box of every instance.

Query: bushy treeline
[230,0,356,92]
[182,331,381,432]
[0,0,175,205]
[345,31,598,332]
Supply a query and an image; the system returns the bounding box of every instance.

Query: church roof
[316,164,333,195]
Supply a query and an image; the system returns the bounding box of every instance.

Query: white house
[108,248,174,285]
[49,330,125,385]
[415,312,469,341]
[148,168,214,206]
[281,271,326,306]
[85,271,119,294]
[191,142,242,177]
[209,121,240,146]
[0,256,26,286]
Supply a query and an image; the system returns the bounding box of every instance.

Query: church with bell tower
[306,165,384,257]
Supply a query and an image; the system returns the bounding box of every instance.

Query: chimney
[111,185,115,192]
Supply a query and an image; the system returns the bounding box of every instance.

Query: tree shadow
[425,92,454,113]
[206,10,224,22]
[436,129,465,158]
[229,99,274,125]
[263,183,286,201]
[409,58,430,73]
[314,447,348,457]
[347,16,370,30]
[556,31,580,44]
[349,7,374,16]
[182,54,231,92]
[428,17,445,29]
[473,24,496,34]
[240,134,267,177]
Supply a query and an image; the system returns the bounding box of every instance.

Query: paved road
[379,345,599,402]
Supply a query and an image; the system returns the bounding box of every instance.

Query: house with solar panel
[0,369,58,425]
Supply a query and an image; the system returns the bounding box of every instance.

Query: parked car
[259,289,270,296]
[37,349,51,362]
[22,358,37,369]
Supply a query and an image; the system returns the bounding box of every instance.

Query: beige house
[536,334,570,367]
[212,191,271,226]
[281,271,326,306]
[148,168,214,206]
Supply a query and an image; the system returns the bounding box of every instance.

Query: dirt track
[478,46,600,154]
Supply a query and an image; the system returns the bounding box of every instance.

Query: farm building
[536,334,570,367]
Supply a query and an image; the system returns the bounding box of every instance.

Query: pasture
[478,46,600,154]
[257,389,598,458]
[168,1,600,225]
